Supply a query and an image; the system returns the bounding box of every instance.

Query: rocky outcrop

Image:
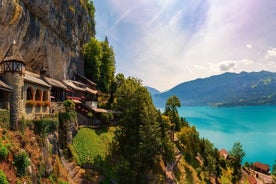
[0,0,94,80]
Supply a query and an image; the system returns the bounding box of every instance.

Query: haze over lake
[178,105,276,167]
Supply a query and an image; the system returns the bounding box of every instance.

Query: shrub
[68,144,81,165]
[0,144,9,161]
[63,100,75,112]
[100,112,113,124]
[33,118,59,137]
[87,112,93,119]
[18,117,28,134]
[0,110,10,129]
[14,151,30,177]
[0,170,8,184]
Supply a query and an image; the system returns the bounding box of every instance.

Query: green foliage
[72,127,115,165]
[84,0,95,34]
[177,126,199,156]
[14,151,30,177]
[87,111,93,119]
[33,118,59,137]
[83,37,115,93]
[228,142,245,183]
[99,37,116,93]
[63,100,75,112]
[68,144,81,165]
[100,112,113,124]
[164,95,183,131]
[0,170,9,184]
[112,74,163,183]
[0,143,9,161]
[84,37,102,84]
[18,117,30,134]
[158,113,174,163]
[0,110,10,129]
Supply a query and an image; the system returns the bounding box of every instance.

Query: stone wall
[0,0,94,79]
[3,72,24,129]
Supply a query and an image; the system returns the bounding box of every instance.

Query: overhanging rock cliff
[0,0,94,80]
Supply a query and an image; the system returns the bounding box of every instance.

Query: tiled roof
[2,42,25,63]
[43,76,67,89]
[24,71,50,88]
[63,80,85,91]
[0,79,12,91]
[86,87,97,94]
[75,72,97,86]
[253,162,270,171]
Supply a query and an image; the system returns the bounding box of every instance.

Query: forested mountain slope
[152,71,276,107]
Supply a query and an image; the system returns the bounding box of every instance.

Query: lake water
[177,105,276,168]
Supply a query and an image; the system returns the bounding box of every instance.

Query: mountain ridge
[152,71,276,107]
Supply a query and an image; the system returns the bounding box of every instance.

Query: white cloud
[95,0,276,91]
[266,48,276,58]
[220,62,235,71]
[246,44,252,49]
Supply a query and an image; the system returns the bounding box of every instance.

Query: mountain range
[150,71,276,107]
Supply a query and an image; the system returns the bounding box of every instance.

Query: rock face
[0,0,94,80]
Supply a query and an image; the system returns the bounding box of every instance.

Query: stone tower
[1,42,25,130]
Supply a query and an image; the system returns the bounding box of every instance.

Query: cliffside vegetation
[83,37,116,95]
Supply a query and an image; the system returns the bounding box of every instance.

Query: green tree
[177,126,199,157]
[158,113,174,163]
[164,95,182,131]
[228,142,245,183]
[112,75,162,183]
[99,37,115,93]
[83,37,116,93]
[83,37,102,84]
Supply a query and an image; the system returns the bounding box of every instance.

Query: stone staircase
[59,150,85,184]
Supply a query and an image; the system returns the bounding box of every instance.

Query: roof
[253,162,270,171]
[86,87,97,95]
[63,80,85,92]
[43,76,67,89]
[0,79,12,91]
[219,149,229,159]
[2,41,25,63]
[92,108,109,113]
[75,72,97,86]
[24,71,51,88]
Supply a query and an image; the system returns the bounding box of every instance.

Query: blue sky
[94,0,276,91]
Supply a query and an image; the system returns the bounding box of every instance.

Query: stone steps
[59,150,84,184]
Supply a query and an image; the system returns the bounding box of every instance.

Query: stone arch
[26,87,34,100]
[43,90,48,101]
[35,89,42,101]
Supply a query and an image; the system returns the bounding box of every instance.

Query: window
[43,90,48,101]
[26,87,33,100]
[35,89,42,101]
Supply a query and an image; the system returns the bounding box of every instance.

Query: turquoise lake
[177,105,276,167]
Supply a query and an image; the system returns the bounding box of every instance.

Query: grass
[0,110,9,129]
[72,127,116,165]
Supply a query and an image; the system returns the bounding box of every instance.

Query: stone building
[0,43,52,129]
[0,42,100,129]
